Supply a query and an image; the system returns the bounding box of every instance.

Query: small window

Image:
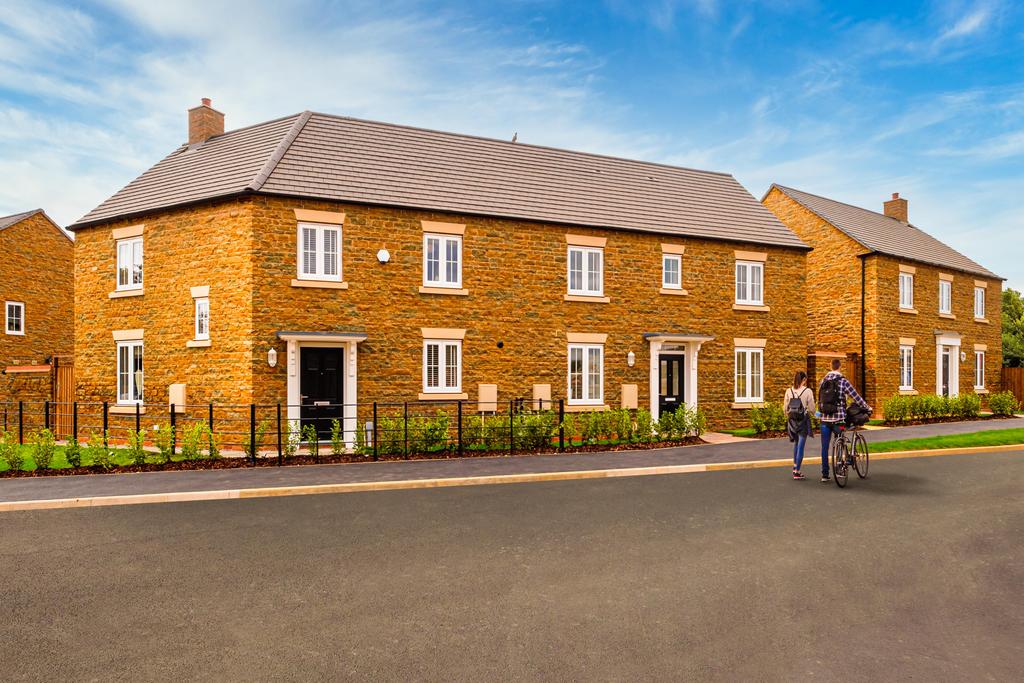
[662,254,682,289]
[297,222,342,281]
[734,347,763,402]
[899,273,914,309]
[974,287,986,319]
[423,233,462,288]
[194,298,210,341]
[5,301,24,335]
[116,340,144,405]
[975,351,985,389]
[899,345,914,390]
[939,280,952,314]
[735,261,764,306]
[116,237,144,291]
[567,246,603,296]
[568,343,604,405]
[423,340,461,393]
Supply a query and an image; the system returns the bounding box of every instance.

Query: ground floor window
[975,351,985,389]
[117,340,144,404]
[423,340,461,393]
[568,344,603,404]
[899,345,914,390]
[734,347,763,402]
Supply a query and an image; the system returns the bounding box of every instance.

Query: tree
[1003,288,1024,367]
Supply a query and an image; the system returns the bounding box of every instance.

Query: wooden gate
[53,356,74,439]
[1002,367,1024,404]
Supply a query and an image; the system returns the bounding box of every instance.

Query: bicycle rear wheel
[831,438,849,488]
[853,432,869,479]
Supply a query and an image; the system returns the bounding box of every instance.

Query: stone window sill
[974,317,989,324]
[898,307,918,315]
[659,288,689,296]
[730,402,765,410]
[899,389,918,396]
[732,304,769,312]
[565,403,609,412]
[939,312,956,319]
[291,279,349,290]
[975,388,990,394]
[564,294,610,303]
[186,339,211,348]
[109,289,144,299]
[418,392,469,401]
[419,286,469,296]
[109,405,146,415]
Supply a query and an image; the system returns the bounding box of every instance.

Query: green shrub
[181,421,214,461]
[883,395,911,424]
[580,411,606,444]
[560,414,578,445]
[64,437,82,468]
[29,428,56,470]
[953,394,981,420]
[515,410,557,450]
[634,409,655,443]
[413,411,450,452]
[283,422,300,458]
[609,408,635,443]
[241,419,270,460]
[301,423,320,460]
[126,429,147,465]
[86,431,112,469]
[330,419,345,456]
[464,414,507,451]
[750,403,787,434]
[152,423,175,464]
[690,408,708,438]
[0,430,23,471]
[989,391,1020,417]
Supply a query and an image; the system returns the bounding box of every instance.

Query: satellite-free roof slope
[73,112,807,249]
[0,208,72,241]
[770,184,999,279]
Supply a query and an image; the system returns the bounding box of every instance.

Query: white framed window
[568,343,604,405]
[116,340,144,405]
[423,340,461,393]
[899,345,914,390]
[297,222,342,281]
[5,301,24,335]
[423,233,462,288]
[116,237,144,291]
[194,298,210,341]
[899,273,914,309]
[662,254,682,289]
[939,279,952,314]
[975,351,985,389]
[734,347,763,402]
[974,287,986,319]
[567,246,603,296]
[735,261,764,306]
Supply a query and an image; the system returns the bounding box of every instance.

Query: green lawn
[721,427,759,438]
[869,428,1024,454]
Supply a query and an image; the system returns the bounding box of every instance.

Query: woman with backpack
[784,371,816,480]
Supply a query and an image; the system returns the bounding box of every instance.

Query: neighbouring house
[762,185,1003,412]
[68,99,810,442]
[0,209,74,404]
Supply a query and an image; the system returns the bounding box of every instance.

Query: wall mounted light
[960,351,967,362]
[377,248,391,264]
[627,351,636,367]
[267,347,278,368]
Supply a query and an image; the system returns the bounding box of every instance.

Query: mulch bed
[745,430,788,440]
[0,437,705,478]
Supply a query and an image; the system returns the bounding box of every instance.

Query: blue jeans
[820,422,839,476]
[792,433,807,471]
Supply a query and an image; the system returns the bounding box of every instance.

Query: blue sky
[1,0,1022,287]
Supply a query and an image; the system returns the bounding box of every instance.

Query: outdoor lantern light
[267,347,278,368]
[377,248,391,263]
[627,351,636,367]
[960,351,967,362]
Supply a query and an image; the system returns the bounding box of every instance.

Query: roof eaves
[768,184,873,254]
[67,191,255,231]
[247,110,313,192]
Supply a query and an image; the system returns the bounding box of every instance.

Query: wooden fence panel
[1001,367,1024,404]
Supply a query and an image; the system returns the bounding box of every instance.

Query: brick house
[762,185,1003,411]
[68,100,810,441]
[0,209,74,402]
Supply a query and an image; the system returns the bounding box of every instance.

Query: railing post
[44,400,50,432]
[3,403,7,431]
[403,401,409,459]
[276,403,283,466]
[208,402,214,456]
[559,399,565,452]
[372,401,378,460]
[509,399,514,455]
[135,402,141,435]
[102,401,108,448]
[72,401,78,441]
[18,401,24,445]
[170,404,177,458]
[249,403,256,464]
[457,400,463,457]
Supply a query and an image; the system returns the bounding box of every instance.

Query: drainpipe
[858,253,868,397]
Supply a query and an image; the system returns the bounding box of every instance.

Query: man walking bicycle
[816,358,871,482]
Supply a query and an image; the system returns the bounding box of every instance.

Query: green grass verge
[721,427,759,438]
[869,428,1024,454]
[0,444,210,473]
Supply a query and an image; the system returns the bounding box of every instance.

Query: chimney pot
[201,97,211,106]
[883,192,908,222]
[187,98,224,145]
[891,192,899,200]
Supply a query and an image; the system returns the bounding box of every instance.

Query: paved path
[3,453,1021,681]
[0,417,1018,503]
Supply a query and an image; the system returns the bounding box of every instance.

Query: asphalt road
[3,452,1022,681]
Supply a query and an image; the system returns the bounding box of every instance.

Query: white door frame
[277,332,367,448]
[645,334,713,422]
[935,332,961,397]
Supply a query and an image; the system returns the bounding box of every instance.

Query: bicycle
[828,422,869,488]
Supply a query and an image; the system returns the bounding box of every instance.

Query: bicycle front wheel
[831,439,849,488]
[853,433,869,479]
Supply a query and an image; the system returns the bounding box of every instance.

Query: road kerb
[0,444,1019,513]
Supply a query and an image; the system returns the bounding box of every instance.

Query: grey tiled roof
[771,184,1000,279]
[0,209,42,230]
[73,112,807,249]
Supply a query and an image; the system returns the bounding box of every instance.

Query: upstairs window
[899,345,914,390]
[194,298,210,341]
[899,273,914,309]
[116,237,144,291]
[734,347,763,402]
[423,340,461,393]
[939,280,952,315]
[297,222,341,281]
[662,254,682,289]
[735,261,764,306]
[5,301,24,335]
[974,287,986,319]
[116,340,144,405]
[423,233,462,288]
[568,246,603,296]
[568,344,603,405]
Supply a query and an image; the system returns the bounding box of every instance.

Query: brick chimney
[883,192,908,222]
[187,97,224,145]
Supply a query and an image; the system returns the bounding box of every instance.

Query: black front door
[658,354,686,415]
[300,347,344,439]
